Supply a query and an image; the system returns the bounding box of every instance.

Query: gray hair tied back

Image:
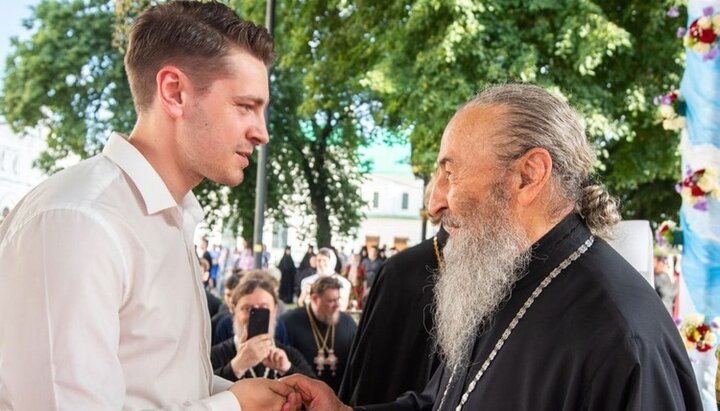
[466,83,621,238]
[578,180,620,238]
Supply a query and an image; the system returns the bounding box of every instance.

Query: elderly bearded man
[281,84,702,411]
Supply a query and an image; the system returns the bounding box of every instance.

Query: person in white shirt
[0,2,301,410]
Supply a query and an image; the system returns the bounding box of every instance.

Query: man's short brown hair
[124,1,275,112]
[310,276,342,297]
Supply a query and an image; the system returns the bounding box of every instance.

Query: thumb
[280,375,313,401]
[266,378,294,397]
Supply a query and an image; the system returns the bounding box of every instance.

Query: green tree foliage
[1,0,134,173]
[2,0,371,246]
[232,0,373,247]
[3,0,686,243]
[342,0,686,223]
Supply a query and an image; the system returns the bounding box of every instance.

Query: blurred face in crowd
[224,286,235,309]
[233,287,277,341]
[310,288,341,325]
[316,254,333,276]
[309,255,317,268]
[368,247,378,260]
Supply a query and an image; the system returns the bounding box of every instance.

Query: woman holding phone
[210,272,315,381]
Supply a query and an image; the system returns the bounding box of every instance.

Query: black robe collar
[515,212,591,293]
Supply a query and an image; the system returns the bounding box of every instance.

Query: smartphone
[247,307,270,339]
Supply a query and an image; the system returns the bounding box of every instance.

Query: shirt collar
[102,132,202,221]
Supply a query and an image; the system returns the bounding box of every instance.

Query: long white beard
[434,188,531,372]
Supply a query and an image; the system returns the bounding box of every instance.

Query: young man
[0,2,299,410]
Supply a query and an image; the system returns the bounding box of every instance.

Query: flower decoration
[654,90,686,131]
[655,220,682,249]
[676,167,720,211]
[677,314,720,352]
[683,7,720,60]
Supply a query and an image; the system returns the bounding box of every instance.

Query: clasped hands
[228,374,351,411]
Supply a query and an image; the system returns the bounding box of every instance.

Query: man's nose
[427,176,448,219]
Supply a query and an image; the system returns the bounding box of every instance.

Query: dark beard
[434,184,531,371]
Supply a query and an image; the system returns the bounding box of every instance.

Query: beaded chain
[436,236,595,411]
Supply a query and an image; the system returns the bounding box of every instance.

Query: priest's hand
[229,378,302,411]
[263,347,292,374]
[280,374,352,411]
[231,333,273,376]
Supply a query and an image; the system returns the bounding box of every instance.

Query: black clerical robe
[279,307,357,393]
[358,214,701,411]
[340,228,448,405]
[209,338,315,381]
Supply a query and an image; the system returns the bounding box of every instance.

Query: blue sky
[0,0,39,84]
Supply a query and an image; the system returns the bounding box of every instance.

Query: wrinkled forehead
[437,104,508,167]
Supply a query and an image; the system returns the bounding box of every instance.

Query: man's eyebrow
[233,95,269,106]
[436,157,452,168]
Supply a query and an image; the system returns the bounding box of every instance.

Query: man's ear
[156,66,188,119]
[514,148,552,206]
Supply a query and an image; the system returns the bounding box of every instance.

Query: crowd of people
[200,240,399,397]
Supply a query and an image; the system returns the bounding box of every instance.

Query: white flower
[697,175,716,193]
[713,15,720,33]
[663,119,677,131]
[706,332,716,346]
[698,168,720,198]
[681,186,695,203]
[698,16,712,30]
[674,116,686,129]
[663,117,686,131]
[693,42,712,54]
[659,104,676,118]
[684,313,705,325]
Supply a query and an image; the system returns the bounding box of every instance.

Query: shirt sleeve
[0,209,128,409]
[0,209,241,411]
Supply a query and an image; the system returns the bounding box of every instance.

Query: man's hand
[229,378,302,411]
[231,334,273,376]
[263,347,292,374]
[280,374,352,411]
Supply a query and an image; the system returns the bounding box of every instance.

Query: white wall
[0,122,46,215]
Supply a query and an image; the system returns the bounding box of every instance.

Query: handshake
[229,374,352,411]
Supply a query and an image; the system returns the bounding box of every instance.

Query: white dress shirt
[0,133,239,410]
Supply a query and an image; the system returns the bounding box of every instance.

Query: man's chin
[211,173,244,188]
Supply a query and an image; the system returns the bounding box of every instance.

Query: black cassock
[339,228,448,405]
[357,214,701,411]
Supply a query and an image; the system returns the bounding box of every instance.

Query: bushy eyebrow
[436,157,452,169]
[233,95,269,106]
